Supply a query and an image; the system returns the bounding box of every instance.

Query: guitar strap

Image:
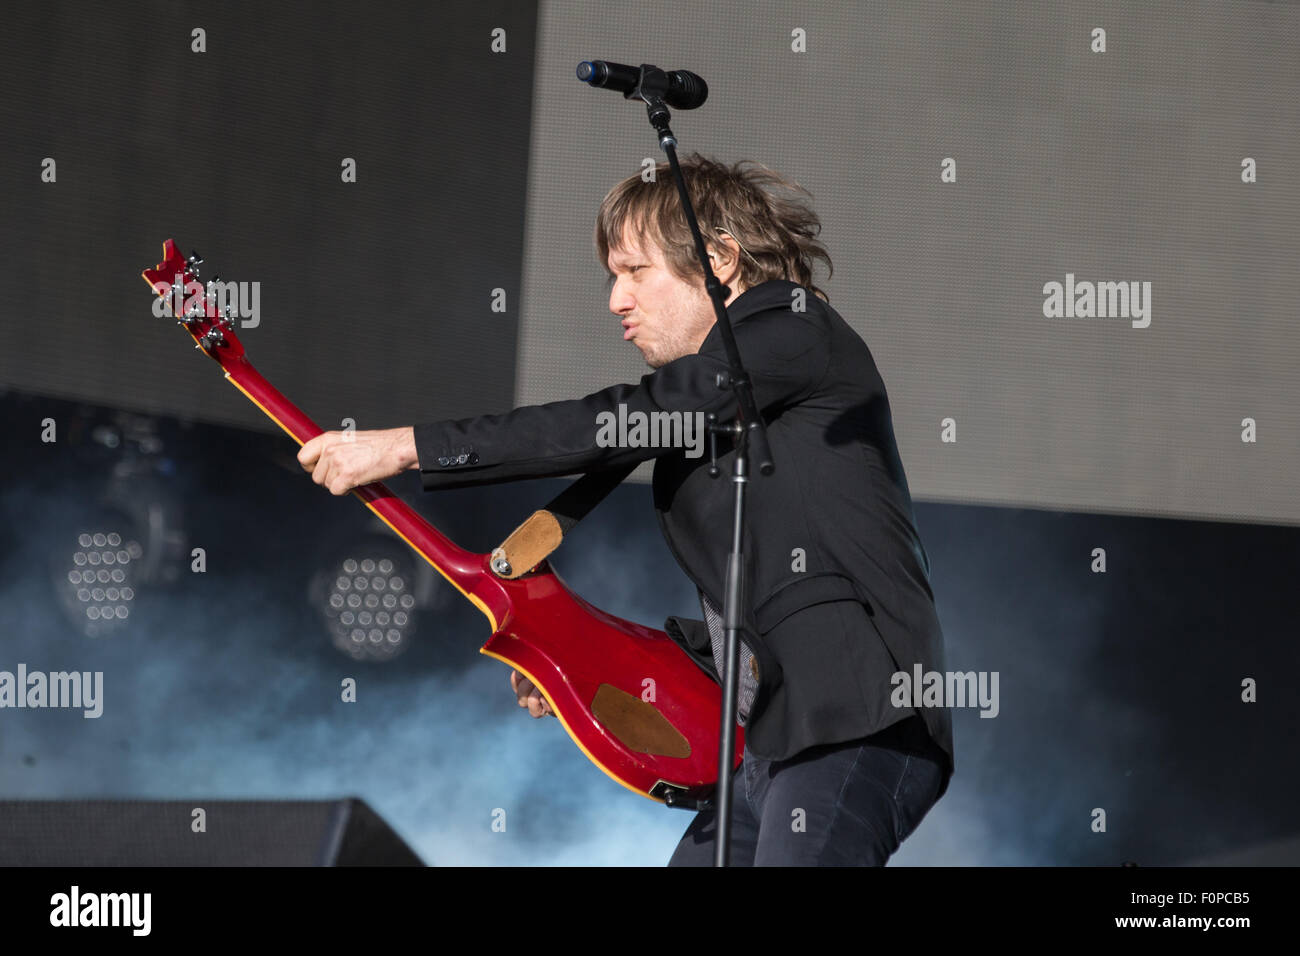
[489,461,639,578]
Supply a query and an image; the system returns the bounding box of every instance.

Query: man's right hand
[510,669,553,718]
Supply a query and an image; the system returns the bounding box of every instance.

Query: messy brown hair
[595,153,833,303]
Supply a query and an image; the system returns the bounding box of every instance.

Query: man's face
[607,222,737,369]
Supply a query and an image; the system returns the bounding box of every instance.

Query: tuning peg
[193,328,224,351]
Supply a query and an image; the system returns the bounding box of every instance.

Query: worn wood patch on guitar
[591,684,691,758]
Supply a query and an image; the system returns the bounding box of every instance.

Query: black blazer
[414,280,954,794]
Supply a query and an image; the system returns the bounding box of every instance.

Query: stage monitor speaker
[0,798,424,866]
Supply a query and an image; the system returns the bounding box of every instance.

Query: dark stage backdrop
[0,0,537,434]
[2,392,1297,866]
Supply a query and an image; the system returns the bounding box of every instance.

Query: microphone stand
[624,65,775,867]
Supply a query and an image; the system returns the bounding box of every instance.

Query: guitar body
[143,240,742,803]
[486,560,741,801]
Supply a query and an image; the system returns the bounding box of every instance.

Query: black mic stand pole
[625,65,775,867]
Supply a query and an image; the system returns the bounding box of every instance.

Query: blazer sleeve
[413,304,831,491]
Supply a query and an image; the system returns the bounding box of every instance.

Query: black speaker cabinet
[0,798,424,865]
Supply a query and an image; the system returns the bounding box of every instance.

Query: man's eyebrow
[608,252,650,270]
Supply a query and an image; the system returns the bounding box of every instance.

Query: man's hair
[594,153,834,302]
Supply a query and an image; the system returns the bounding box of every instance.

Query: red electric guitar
[143,240,742,804]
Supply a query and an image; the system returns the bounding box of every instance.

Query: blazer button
[437,456,449,466]
[468,453,479,465]
[457,453,468,464]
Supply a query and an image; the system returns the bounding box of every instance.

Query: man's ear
[709,231,743,284]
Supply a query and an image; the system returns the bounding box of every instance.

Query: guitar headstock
[142,239,246,360]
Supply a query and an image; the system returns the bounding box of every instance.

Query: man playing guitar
[296,154,954,866]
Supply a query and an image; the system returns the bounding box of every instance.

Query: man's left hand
[297,426,419,496]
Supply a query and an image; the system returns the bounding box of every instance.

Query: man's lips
[622,320,638,341]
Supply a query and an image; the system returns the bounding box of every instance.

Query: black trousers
[667,712,947,866]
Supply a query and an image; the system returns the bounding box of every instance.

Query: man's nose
[609,282,634,316]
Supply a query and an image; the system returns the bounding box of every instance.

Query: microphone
[576,60,708,110]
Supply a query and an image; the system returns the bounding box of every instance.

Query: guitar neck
[221,354,504,631]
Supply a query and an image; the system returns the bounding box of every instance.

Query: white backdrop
[518,0,1300,526]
